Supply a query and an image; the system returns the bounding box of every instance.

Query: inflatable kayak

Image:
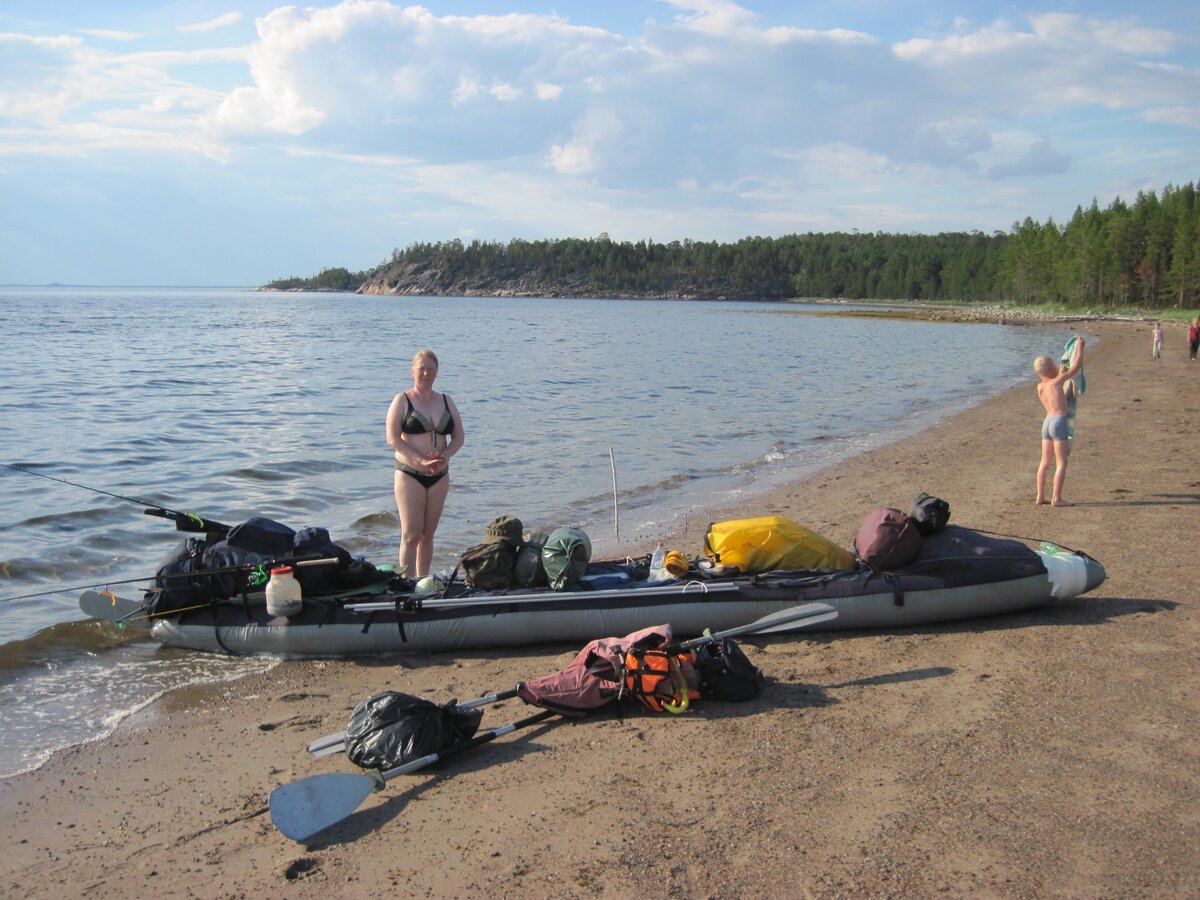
[81,526,1105,659]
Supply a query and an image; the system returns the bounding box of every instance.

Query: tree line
[264,181,1199,309]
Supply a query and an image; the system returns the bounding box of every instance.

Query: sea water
[0,287,1068,776]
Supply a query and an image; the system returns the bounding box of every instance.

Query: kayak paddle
[270,708,556,842]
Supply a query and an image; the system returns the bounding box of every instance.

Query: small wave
[16,505,120,529]
[0,619,135,675]
[225,467,291,482]
[0,556,71,581]
[0,647,278,780]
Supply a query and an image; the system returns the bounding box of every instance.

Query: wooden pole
[609,447,620,543]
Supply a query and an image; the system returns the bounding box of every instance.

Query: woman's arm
[386,393,422,465]
[443,394,465,459]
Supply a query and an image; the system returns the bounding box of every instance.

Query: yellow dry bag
[703,515,856,574]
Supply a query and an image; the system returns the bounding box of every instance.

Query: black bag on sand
[344,691,483,770]
[910,493,951,536]
[694,638,766,702]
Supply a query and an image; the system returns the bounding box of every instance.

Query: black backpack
[694,638,766,702]
[910,493,951,536]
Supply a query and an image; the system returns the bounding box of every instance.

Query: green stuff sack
[515,529,550,588]
[703,515,856,574]
[540,526,592,591]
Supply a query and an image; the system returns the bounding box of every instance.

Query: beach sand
[2,319,1196,898]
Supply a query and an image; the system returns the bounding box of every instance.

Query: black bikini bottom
[396,461,448,489]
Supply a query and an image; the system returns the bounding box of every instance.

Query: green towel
[1059,336,1084,441]
[1059,336,1086,394]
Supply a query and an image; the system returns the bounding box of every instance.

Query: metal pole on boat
[609,446,620,543]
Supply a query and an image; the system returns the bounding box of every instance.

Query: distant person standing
[1033,338,1085,507]
[1188,318,1199,361]
[386,349,465,578]
[1152,322,1164,359]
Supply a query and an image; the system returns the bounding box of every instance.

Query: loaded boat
[79,510,1106,659]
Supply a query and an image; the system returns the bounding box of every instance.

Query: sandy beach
[2,317,1196,898]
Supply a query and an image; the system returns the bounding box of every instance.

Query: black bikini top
[401,394,454,436]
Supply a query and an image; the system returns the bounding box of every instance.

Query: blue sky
[1,1,1196,285]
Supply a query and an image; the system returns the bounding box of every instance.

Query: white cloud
[1028,13,1178,55]
[1141,105,1200,128]
[0,1,1195,284]
[79,29,141,42]
[179,12,244,34]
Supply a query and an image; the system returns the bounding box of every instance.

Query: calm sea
[0,287,1066,776]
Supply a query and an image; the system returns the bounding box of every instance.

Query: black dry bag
[344,691,484,771]
[694,638,766,702]
[910,493,951,536]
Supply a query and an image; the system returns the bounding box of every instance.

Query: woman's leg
[394,471,428,575]
[416,476,451,577]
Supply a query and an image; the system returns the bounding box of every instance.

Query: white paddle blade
[269,771,380,841]
[79,590,143,624]
[751,604,838,635]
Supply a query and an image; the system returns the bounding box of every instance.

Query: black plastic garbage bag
[344,692,484,770]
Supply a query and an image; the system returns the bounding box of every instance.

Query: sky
[0,1,1196,286]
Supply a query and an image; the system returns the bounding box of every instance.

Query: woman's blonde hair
[412,349,439,368]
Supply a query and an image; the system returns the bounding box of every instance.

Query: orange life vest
[623,648,700,713]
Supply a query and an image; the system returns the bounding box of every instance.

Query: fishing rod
[2,574,158,604]
[0,462,229,536]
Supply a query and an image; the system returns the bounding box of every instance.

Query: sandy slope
[1,318,1196,898]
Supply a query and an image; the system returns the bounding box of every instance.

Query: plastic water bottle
[648,541,667,582]
[266,565,303,617]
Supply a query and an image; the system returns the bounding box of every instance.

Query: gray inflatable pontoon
[123,526,1105,659]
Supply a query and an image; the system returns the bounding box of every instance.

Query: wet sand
[1,318,1197,898]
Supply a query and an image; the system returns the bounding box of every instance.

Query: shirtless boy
[1033,337,1084,507]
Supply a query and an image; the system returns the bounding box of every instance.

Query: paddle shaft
[665,602,838,653]
[379,709,556,782]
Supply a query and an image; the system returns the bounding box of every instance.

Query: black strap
[360,611,379,634]
[883,572,904,606]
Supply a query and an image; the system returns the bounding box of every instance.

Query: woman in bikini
[386,349,465,577]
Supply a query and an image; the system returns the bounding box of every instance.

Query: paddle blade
[269,771,381,842]
[79,590,144,625]
[751,603,838,635]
